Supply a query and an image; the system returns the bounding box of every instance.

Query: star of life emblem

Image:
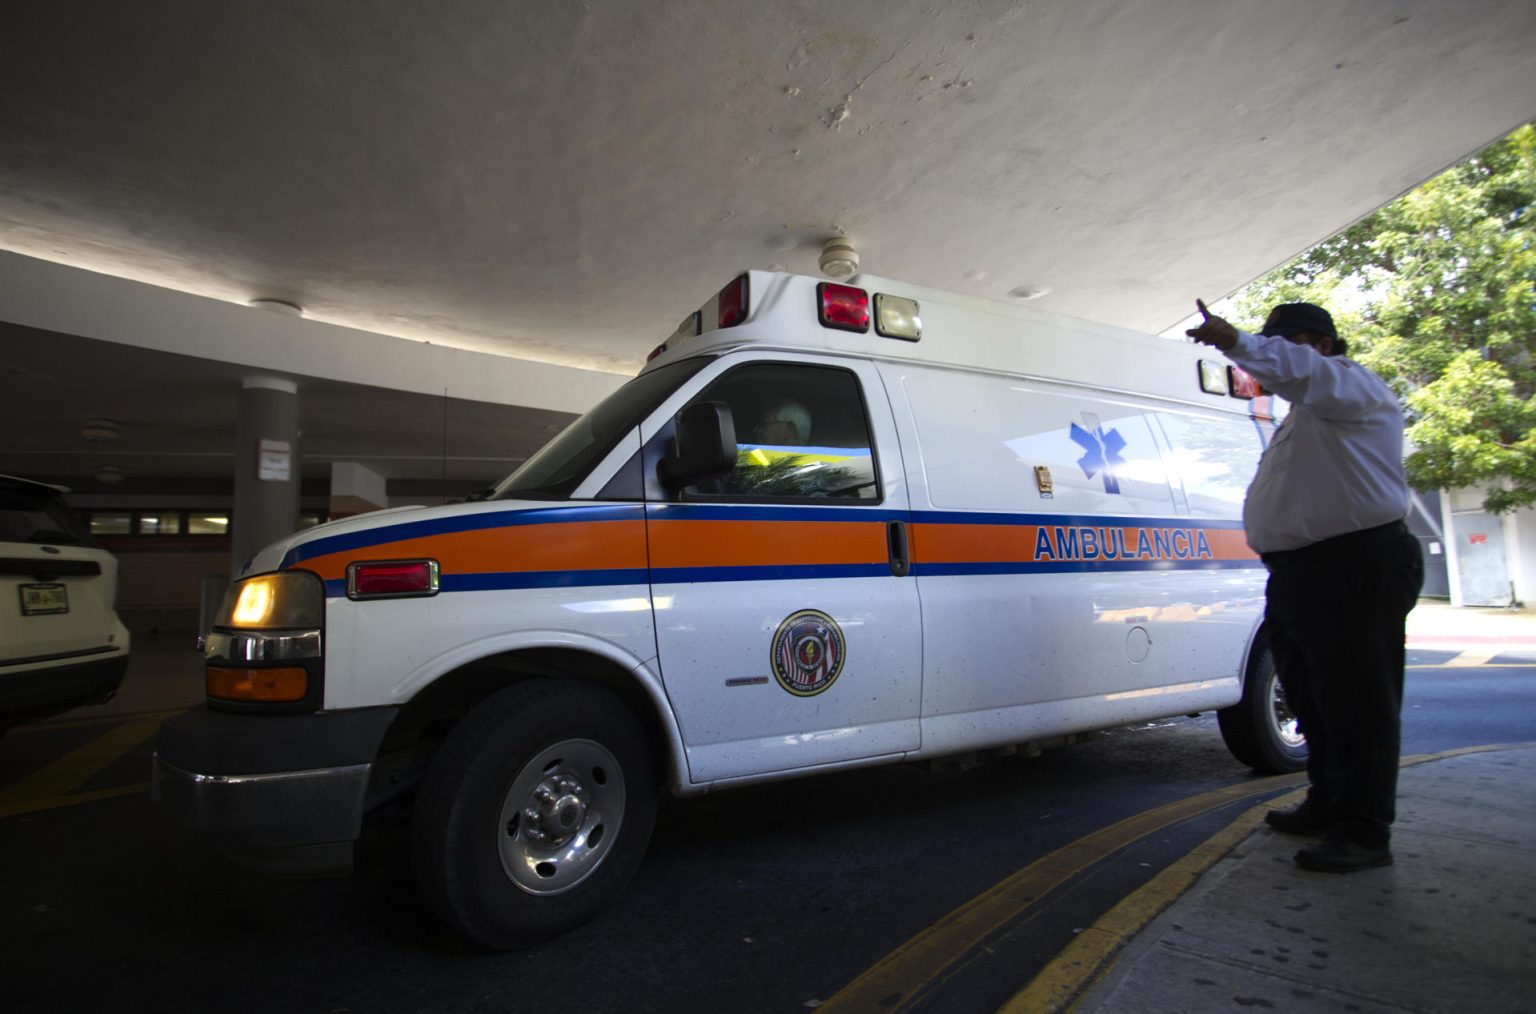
[1070,412,1127,494]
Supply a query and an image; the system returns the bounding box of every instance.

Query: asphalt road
[1,645,1531,1014]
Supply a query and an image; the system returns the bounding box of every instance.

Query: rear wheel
[412,679,657,949]
[1217,638,1307,774]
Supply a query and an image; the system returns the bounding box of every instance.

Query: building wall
[1441,486,1532,608]
[112,545,229,633]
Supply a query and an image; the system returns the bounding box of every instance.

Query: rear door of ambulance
[637,351,922,784]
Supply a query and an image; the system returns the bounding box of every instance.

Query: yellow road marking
[1002,742,1536,1013]
[10,707,186,733]
[823,742,1536,1014]
[1003,788,1306,1014]
[1445,649,1498,668]
[816,772,1307,1013]
[0,782,150,819]
[0,718,161,819]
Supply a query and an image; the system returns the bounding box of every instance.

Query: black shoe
[1264,800,1334,836]
[1294,836,1393,873]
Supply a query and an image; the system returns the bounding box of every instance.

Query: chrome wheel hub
[1269,674,1305,748]
[497,738,625,896]
[522,774,589,848]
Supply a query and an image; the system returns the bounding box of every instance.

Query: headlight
[215,571,324,630]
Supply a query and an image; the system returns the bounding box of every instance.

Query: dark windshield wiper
[490,487,563,501]
[27,529,81,545]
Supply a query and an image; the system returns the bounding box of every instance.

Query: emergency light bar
[650,272,925,364]
[1198,359,1267,401]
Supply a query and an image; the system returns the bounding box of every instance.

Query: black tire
[1217,638,1307,774]
[412,679,657,950]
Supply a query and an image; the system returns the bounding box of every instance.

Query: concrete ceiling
[1,1,1534,491]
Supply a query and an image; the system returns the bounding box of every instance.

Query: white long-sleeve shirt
[1225,330,1410,553]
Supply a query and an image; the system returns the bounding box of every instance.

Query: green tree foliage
[1229,123,1536,513]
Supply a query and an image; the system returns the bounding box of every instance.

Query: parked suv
[0,475,130,732]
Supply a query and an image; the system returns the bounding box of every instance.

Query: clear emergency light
[1198,360,1227,395]
[875,293,921,341]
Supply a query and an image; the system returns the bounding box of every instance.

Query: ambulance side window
[894,367,1177,515]
[1153,411,1262,518]
[681,363,880,501]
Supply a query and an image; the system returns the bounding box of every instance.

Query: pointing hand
[1186,299,1238,352]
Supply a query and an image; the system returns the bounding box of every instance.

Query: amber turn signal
[206,665,308,703]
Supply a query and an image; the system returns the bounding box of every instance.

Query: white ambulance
[155,271,1298,949]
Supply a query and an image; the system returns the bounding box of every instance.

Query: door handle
[887,520,911,577]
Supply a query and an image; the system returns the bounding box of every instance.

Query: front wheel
[1217,638,1307,774]
[412,679,658,949]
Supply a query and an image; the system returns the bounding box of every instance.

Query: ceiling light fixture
[82,419,118,442]
[249,298,305,317]
[819,237,860,279]
[96,466,125,484]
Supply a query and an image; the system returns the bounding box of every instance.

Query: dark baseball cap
[1261,302,1337,340]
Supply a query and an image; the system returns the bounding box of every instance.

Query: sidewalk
[1405,599,1536,652]
[1072,747,1536,1013]
[1060,601,1536,1013]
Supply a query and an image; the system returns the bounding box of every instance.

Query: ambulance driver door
[641,356,921,784]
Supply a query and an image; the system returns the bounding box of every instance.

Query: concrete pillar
[330,461,388,520]
[231,376,300,574]
[1506,507,1536,607]
[1439,490,1464,607]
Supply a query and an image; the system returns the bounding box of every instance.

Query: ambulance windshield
[491,358,708,500]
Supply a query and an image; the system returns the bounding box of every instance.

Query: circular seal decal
[770,609,846,697]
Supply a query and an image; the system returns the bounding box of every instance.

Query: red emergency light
[1228,365,1265,399]
[817,282,870,333]
[718,274,749,328]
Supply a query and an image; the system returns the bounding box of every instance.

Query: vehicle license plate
[20,583,69,615]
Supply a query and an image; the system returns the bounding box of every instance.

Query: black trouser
[1261,521,1424,848]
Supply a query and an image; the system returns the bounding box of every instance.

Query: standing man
[1188,300,1423,873]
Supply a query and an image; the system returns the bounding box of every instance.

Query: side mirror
[659,401,737,486]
